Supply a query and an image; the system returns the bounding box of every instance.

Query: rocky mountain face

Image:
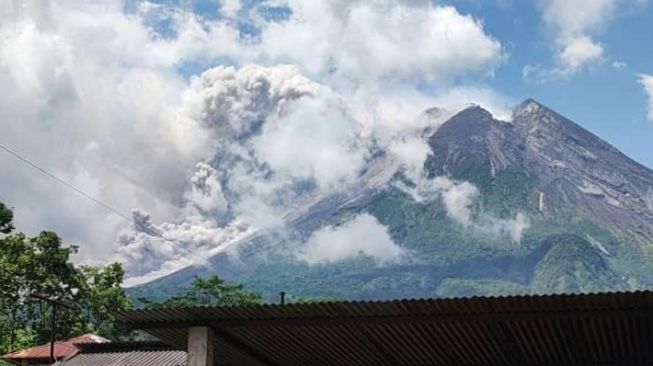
[430,100,653,228]
[129,100,653,302]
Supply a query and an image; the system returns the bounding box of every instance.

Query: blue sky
[448,0,653,167]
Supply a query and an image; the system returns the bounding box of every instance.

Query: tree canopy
[0,203,132,358]
[0,202,13,234]
[139,275,262,308]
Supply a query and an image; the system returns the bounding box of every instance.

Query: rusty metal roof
[115,291,653,365]
[54,342,186,366]
[1,334,107,364]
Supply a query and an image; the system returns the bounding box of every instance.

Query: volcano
[129,100,653,302]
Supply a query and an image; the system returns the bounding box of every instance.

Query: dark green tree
[0,230,85,346]
[76,263,133,339]
[0,202,13,234]
[0,202,133,357]
[139,275,262,308]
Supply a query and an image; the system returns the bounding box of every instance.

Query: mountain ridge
[128,99,653,302]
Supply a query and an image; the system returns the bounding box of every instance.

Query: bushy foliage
[138,275,262,308]
[0,202,13,234]
[436,278,529,298]
[0,203,132,357]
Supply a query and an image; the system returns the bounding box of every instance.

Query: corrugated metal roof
[73,341,180,353]
[54,350,187,366]
[54,342,186,366]
[115,291,653,365]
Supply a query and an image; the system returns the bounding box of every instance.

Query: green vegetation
[530,234,628,294]
[285,295,344,304]
[0,203,133,358]
[123,157,653,324]
[174,164,651,302]
[438,156,537,216]
[0,203,13,234]
[436,279,529,298]
[138,275,262,308]
[0,202,262,363]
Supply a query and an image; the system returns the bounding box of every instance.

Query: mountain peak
[430,104,503,141]
[455,104,495,121]
[520,98,541,106]
[514,98,548,119]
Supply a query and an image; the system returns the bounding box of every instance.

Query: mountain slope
[128,100,653,302]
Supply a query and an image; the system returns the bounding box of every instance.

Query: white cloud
[507,213,530,243]
[219,0,241,18]
[387,136,433,180]
[255,1,503,82]
[253,96,370,191]
[298,213,404,264]
[612,61,627,69]
[441,180,480,227]
[638,73,653,122]
[528,0,618,78]
[539,0,616,38]
[558,36,604,72]
[0,0,211,262]
[395,176,479,227]
[346,83,450,141]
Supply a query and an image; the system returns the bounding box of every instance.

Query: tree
[139,275,262,308]
[76,263,133,339]
[0,230,89,344]
[285,295,343,304]
[0,202,133,357]
[0,202,13,234]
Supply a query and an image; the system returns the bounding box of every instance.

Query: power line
[1,142,282,277]
[0,142,132,221]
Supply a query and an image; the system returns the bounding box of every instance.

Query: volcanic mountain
[129,99,653,301]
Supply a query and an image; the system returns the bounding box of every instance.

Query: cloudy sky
[1,0,652,283]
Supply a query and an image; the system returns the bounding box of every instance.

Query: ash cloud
[0,0,517,282]
[116,64,376,280]
[116,63,527,280]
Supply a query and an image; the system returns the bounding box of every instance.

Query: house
[1,334,107,365]
[114,291,653,366]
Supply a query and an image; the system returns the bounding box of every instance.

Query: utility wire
[1,143,271,279]
[0,142,132,221]
[0,143,228,280]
